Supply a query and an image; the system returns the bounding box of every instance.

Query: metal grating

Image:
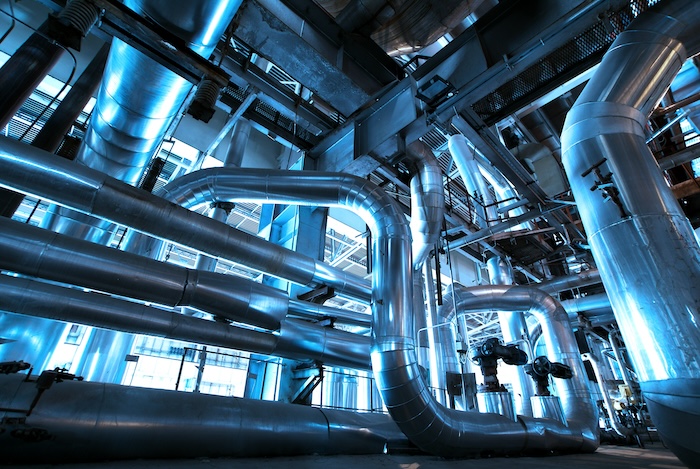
[221,85,319,148]
[472,0,664,124]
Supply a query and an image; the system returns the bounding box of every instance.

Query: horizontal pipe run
[0,373,403,463]
[536,269,602,295]
[0,274,371,370]
[0,136,371,301]
[0,217,287,331]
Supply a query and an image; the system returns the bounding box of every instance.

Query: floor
[9,445,686,469]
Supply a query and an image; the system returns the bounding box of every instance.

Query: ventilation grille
[472,0,664,125]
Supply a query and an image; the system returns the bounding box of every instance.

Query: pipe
[487,257,534,417]
[608,330,638,398]
[0,140,599,456]
[537,269,602,295]
[560,4,700,466]
[560,293,612,317]
[0,21,67,216]
[448,134,497,226]
[0,373,405,463]
[405,140,445,270]
[0,136,371,301]
[0,216,287,331]
[0,275,371,371]
[448,283,597,440]
[583,351,634,438]
[0,42,111,218]
[78,0,243,185]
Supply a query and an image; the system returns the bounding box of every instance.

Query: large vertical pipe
[487,256,534,417]
[561,4,700,466]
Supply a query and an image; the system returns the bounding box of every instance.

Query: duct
[0,373,406,463]
[560,4,700,466]
[78,0,243,184]
[0,136,371,301]
[0,216,289,331]
[560,294,612,318]
[41,0,243,242]
[0,275,371,370]
[537,269,601,295]
[405,140,445,270]
[1,139,601,456]
[487,257,534,418]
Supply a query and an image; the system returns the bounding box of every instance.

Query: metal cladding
[0,139,602,457]
[0,373,404,463]
[0,136,370,301]
[444,283,598,452]
[0,216,287,331]
[0,274,371,370]
[561,3,700,466]
[405,140,445,270]
[448,134,498,224]
[487,257,535,418]
[78,0,243,185]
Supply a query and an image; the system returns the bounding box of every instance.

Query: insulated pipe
[0,42,110,218]
[448,134,498,225]
[77,0,243,184]
[0,22,65,215]
[448,284,597,442]
[0,275,372,370]
[0,136,371,301]
[405,140,445,269]
[561,4,700,466]
[0,217,287,331]
[0,142,599,456]
[151,168,597,456]
[560,293,611,317]
[487,257,534,417]
[537,269,602,295]
[41,0,244,241]
[0,373,405,463]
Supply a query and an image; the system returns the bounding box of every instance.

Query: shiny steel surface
[0,137,369,301]
[445,284,598,452]
[77,0,243,185]
[0,373,404,463]
[561,5,700,466]
[487,256,534,417]
[560,293,611,316]
[537,269,601,295]
[448,134,498,224]
[0,137,600,456]
[405,140,445,269]
[0,275,371,370]
[531,395,566,425]
[0,217,288,331]
[477,391,516,421]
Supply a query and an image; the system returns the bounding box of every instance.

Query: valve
[469,338,528,392]
[525,355,572,396]
[0,361,30,374]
